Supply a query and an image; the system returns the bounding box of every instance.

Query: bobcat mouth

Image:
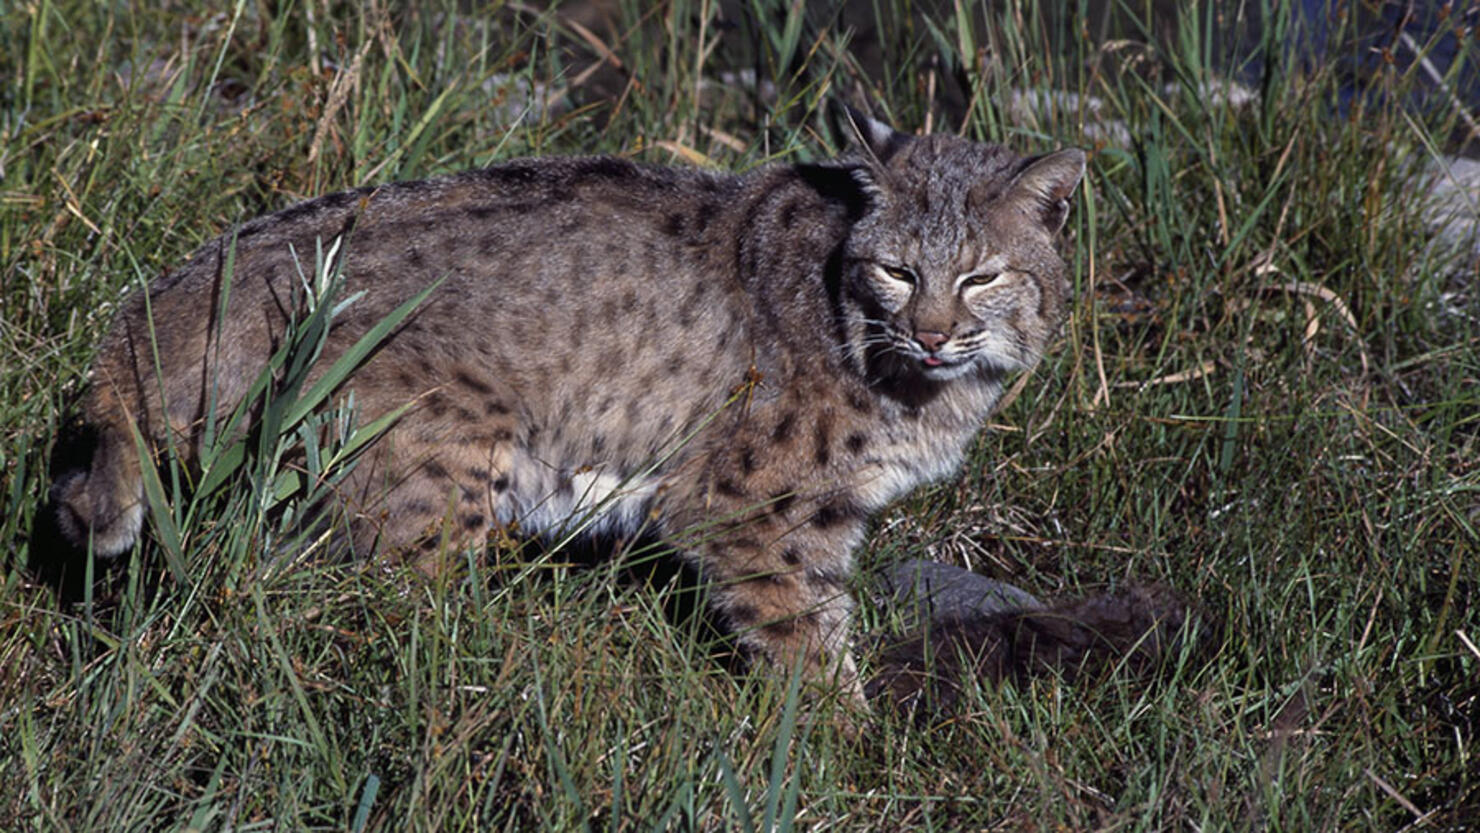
[919,354,969,376]
[873,332,966,376]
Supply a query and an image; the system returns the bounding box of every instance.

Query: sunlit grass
[2,0,1476,829]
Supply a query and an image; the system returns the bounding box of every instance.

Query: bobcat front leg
[678,489,871,709]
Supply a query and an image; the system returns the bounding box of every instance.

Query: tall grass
[2,0,1476,829]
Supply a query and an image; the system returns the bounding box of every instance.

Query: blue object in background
[1289,1,1479,150]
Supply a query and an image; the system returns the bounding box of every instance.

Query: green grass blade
[351,773,380,833]
[716,749,756,833]
[129,422,188,584]
[760,663,805,833]
[281,276,445,430]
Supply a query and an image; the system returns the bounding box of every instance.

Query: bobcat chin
[49,107,1085,704]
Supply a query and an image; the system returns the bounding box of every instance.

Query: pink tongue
[923,356,943,367]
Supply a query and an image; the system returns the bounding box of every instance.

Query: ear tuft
[1009,148,1086,233]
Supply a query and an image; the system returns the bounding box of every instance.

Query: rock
[879,559,1042,627]
[1420,154,1480,259]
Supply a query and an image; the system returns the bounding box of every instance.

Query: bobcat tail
[48,422,146,558]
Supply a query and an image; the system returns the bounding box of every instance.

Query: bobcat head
[838,108,1085,389]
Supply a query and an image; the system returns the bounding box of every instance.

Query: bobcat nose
[913,330,949,352]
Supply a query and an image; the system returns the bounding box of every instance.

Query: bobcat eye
[880,265,916,285]
[961,272,1002,289]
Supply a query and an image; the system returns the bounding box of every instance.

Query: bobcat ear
[1006,148,1086,233]
[837,104,908,196]
[840,105,906,162]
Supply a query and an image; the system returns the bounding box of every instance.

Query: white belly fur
[502,454,660,540]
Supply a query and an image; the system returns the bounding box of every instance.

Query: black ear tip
[836,103,907,164]
[831,102,873,143]
[840,102,871,125]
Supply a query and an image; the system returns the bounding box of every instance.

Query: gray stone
[1420,155,1480,259]
[879,559,1042,626]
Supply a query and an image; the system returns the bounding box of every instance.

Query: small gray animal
[50,108,1085,704]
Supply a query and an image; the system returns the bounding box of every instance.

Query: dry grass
[2,1,1476,829]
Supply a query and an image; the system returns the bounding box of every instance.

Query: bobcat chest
[848,426,974,511]
[846,379,1003,511]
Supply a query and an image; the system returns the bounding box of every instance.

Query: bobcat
[49,108,1085,703]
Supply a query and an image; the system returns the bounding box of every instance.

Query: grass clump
[2,0,1476,829]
